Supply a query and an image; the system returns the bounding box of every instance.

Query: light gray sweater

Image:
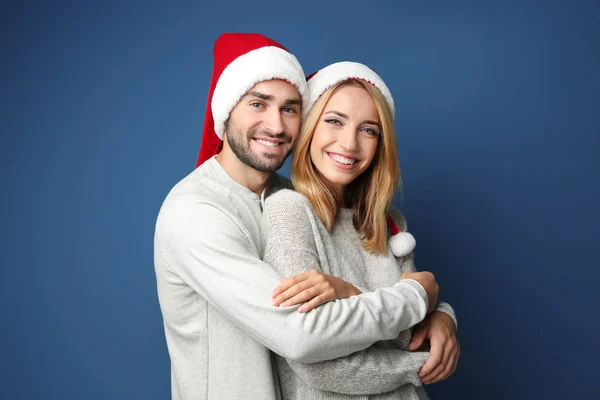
[262,189,457,400]
[154,157,430,400]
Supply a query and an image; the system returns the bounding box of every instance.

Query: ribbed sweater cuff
[435,302,458,331]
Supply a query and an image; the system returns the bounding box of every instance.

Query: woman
[261,62,457,399]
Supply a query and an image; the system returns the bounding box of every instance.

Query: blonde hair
[292,80,400,254]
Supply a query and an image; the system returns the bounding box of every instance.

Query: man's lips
[253,137,285,147]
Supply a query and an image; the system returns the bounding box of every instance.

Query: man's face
[225,79,302,172]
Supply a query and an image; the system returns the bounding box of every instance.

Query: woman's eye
[325,118,341,125]
[362,127,380,136]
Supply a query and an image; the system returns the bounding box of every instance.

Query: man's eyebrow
[246,91,274,101]
[245,91,301,106]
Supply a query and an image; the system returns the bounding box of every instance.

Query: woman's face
[309,84,381,195]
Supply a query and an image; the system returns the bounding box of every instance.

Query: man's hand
[401,271,439,314]
[408,311,460,384]
[271,270,362,312]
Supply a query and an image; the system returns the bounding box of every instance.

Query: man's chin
[253,149,291,171]
[230,139,291,172]
[252,159,286,173]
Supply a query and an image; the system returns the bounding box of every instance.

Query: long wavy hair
[292,79,400,254]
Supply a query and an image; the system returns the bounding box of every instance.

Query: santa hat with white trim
[196,33,309,167]
[304,61,395,119]
[307,61,414,257]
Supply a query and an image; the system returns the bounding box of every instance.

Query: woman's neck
[333,184,347,208]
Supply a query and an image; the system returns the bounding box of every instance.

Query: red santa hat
[196,33,309,167]
[305,61,395,119]
[308,61,413,257]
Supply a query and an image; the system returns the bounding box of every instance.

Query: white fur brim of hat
[211,46,308,139]
[389,231,416,257]
[305,61,395,119]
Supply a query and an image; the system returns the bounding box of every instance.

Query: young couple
[154,32,459,400]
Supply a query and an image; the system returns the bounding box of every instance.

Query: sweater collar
[202,156,261,201]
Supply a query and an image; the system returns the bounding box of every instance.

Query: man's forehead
[244,79,301,100]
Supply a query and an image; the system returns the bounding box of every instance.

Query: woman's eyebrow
[324,110,349,119]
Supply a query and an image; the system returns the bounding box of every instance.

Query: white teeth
[256,139,280,147]
[329,153,356,165]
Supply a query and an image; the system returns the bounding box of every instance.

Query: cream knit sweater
[262,189,456,400]
[154,158,431,400]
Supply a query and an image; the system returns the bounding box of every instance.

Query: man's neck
[215,152,271,195]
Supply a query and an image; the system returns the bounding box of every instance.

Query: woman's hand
[271,270,362,312]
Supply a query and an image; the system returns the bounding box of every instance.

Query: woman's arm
[262,190,428,393]
[283,348,428,394]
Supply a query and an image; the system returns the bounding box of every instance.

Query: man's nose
[263,109,285,135]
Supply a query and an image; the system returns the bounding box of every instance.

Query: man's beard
[226,124,293,172]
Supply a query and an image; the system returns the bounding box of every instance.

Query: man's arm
[155,196,427,364]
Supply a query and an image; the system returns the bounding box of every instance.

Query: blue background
[2,0,599,399]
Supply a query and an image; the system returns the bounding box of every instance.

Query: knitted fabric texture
[155,158,431,400]
[262,189,430,400]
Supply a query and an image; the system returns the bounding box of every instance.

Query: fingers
[408,323,428,351]
[270,270,357,312]
[271,271,312,298]
[418,336,442,377]
[271,276,311,306]
[421,337,460,384]
[436,342,459,383]
[439,339,460,382]
[298,294,329,313]
[271,270,333,308]
[420,337,451,384]
[278,286,321,307]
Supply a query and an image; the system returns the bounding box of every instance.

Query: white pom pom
[389,232,416,257]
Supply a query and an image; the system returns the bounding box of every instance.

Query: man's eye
[250,102,264,108]
[282,107,297,113]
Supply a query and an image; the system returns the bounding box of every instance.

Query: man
[154,33,458,400]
